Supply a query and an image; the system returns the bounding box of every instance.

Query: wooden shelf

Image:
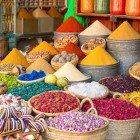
[77,13,140,20]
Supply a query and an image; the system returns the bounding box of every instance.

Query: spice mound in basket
[99,75,140,94]
[51,51,79,70]
[46,111,108,132]
[81,38,106,55]
[67,82,109,99]
[54,35,78,50]
[29,91,80,116]
[129,62,140,80]
[26,50,51,64]
[83,98,140,120]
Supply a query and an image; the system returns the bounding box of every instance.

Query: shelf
[18,5,65,8]
[77,13,140,20]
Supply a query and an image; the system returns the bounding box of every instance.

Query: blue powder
[18,70,46,81]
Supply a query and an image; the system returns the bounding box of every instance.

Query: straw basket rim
[28,90,81,117]
[129,67,140,81]
[64,85,109,100]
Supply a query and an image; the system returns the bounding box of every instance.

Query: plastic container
[125,0,140,16]
[80,0,94,13]
[110,0,126,15]
[94,0,110,14]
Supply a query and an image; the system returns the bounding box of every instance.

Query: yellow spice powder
[108,21,140,40]
[80,46,117,66]
[29,41,58,56]
[1,48,29,67]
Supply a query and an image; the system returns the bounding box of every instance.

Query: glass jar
[94,0,110,14]
[110,0,126,15]
[125,0,140,16]
[80,0,94,13]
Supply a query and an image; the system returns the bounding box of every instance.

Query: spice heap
[26,50,51,64]
[7,82,61,101]
[29,41,58,56]
[80,46,117,66]
[0,94,29,112]
[30,91,80,113]
[108,21,140,40]
[116,91,140,107]
[56,16,85,32]
[68,82,108,99]
[80,20,111,36]
[47,111,107,132]
[47,6,63,18]
[51,51,78,63]
[0,74,21,90]
[83,98,140,120]
[26,58,55,74]
[130,62,140,78]
[54,62,88,82]
[17,8,33,19]
[32,7,49,18]
[1,48,29,67]
[0,63,15,73]
[99,75,140,93]
[60,43,86,60]
[18,70,46,81]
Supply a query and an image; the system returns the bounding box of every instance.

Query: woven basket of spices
[51,51,79,70]
[81,38,106,55]
[26,51,51,64]
[54,35,78,52]
[129,62,140,81]
[46,105,109,140]
[81,98,140,140]
[28,90,81,117]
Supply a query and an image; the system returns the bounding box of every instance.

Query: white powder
[68,82,107,98]
[80,20,111,36]
[54,62,88,81]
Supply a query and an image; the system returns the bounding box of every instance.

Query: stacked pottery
[107,21,140,74]
[79,20,111,46]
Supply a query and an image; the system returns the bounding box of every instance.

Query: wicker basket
[46,106,109,140]
[26,51,52,64]
[81,38,106,55]
[64,85,109,100]
[28,90,81,117]
[80,98,140,140]
[129,68,140,81]
[51,57,79,71]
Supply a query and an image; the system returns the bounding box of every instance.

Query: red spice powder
[56,16,85,32]
[60,43,86,60]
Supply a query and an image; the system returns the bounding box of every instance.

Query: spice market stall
[0,1,139,140]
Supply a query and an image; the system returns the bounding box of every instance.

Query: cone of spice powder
[56,16,85,33]
[108,21,140,40]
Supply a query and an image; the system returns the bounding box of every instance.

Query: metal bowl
[107,39,140,51]
[78,63,119,81]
